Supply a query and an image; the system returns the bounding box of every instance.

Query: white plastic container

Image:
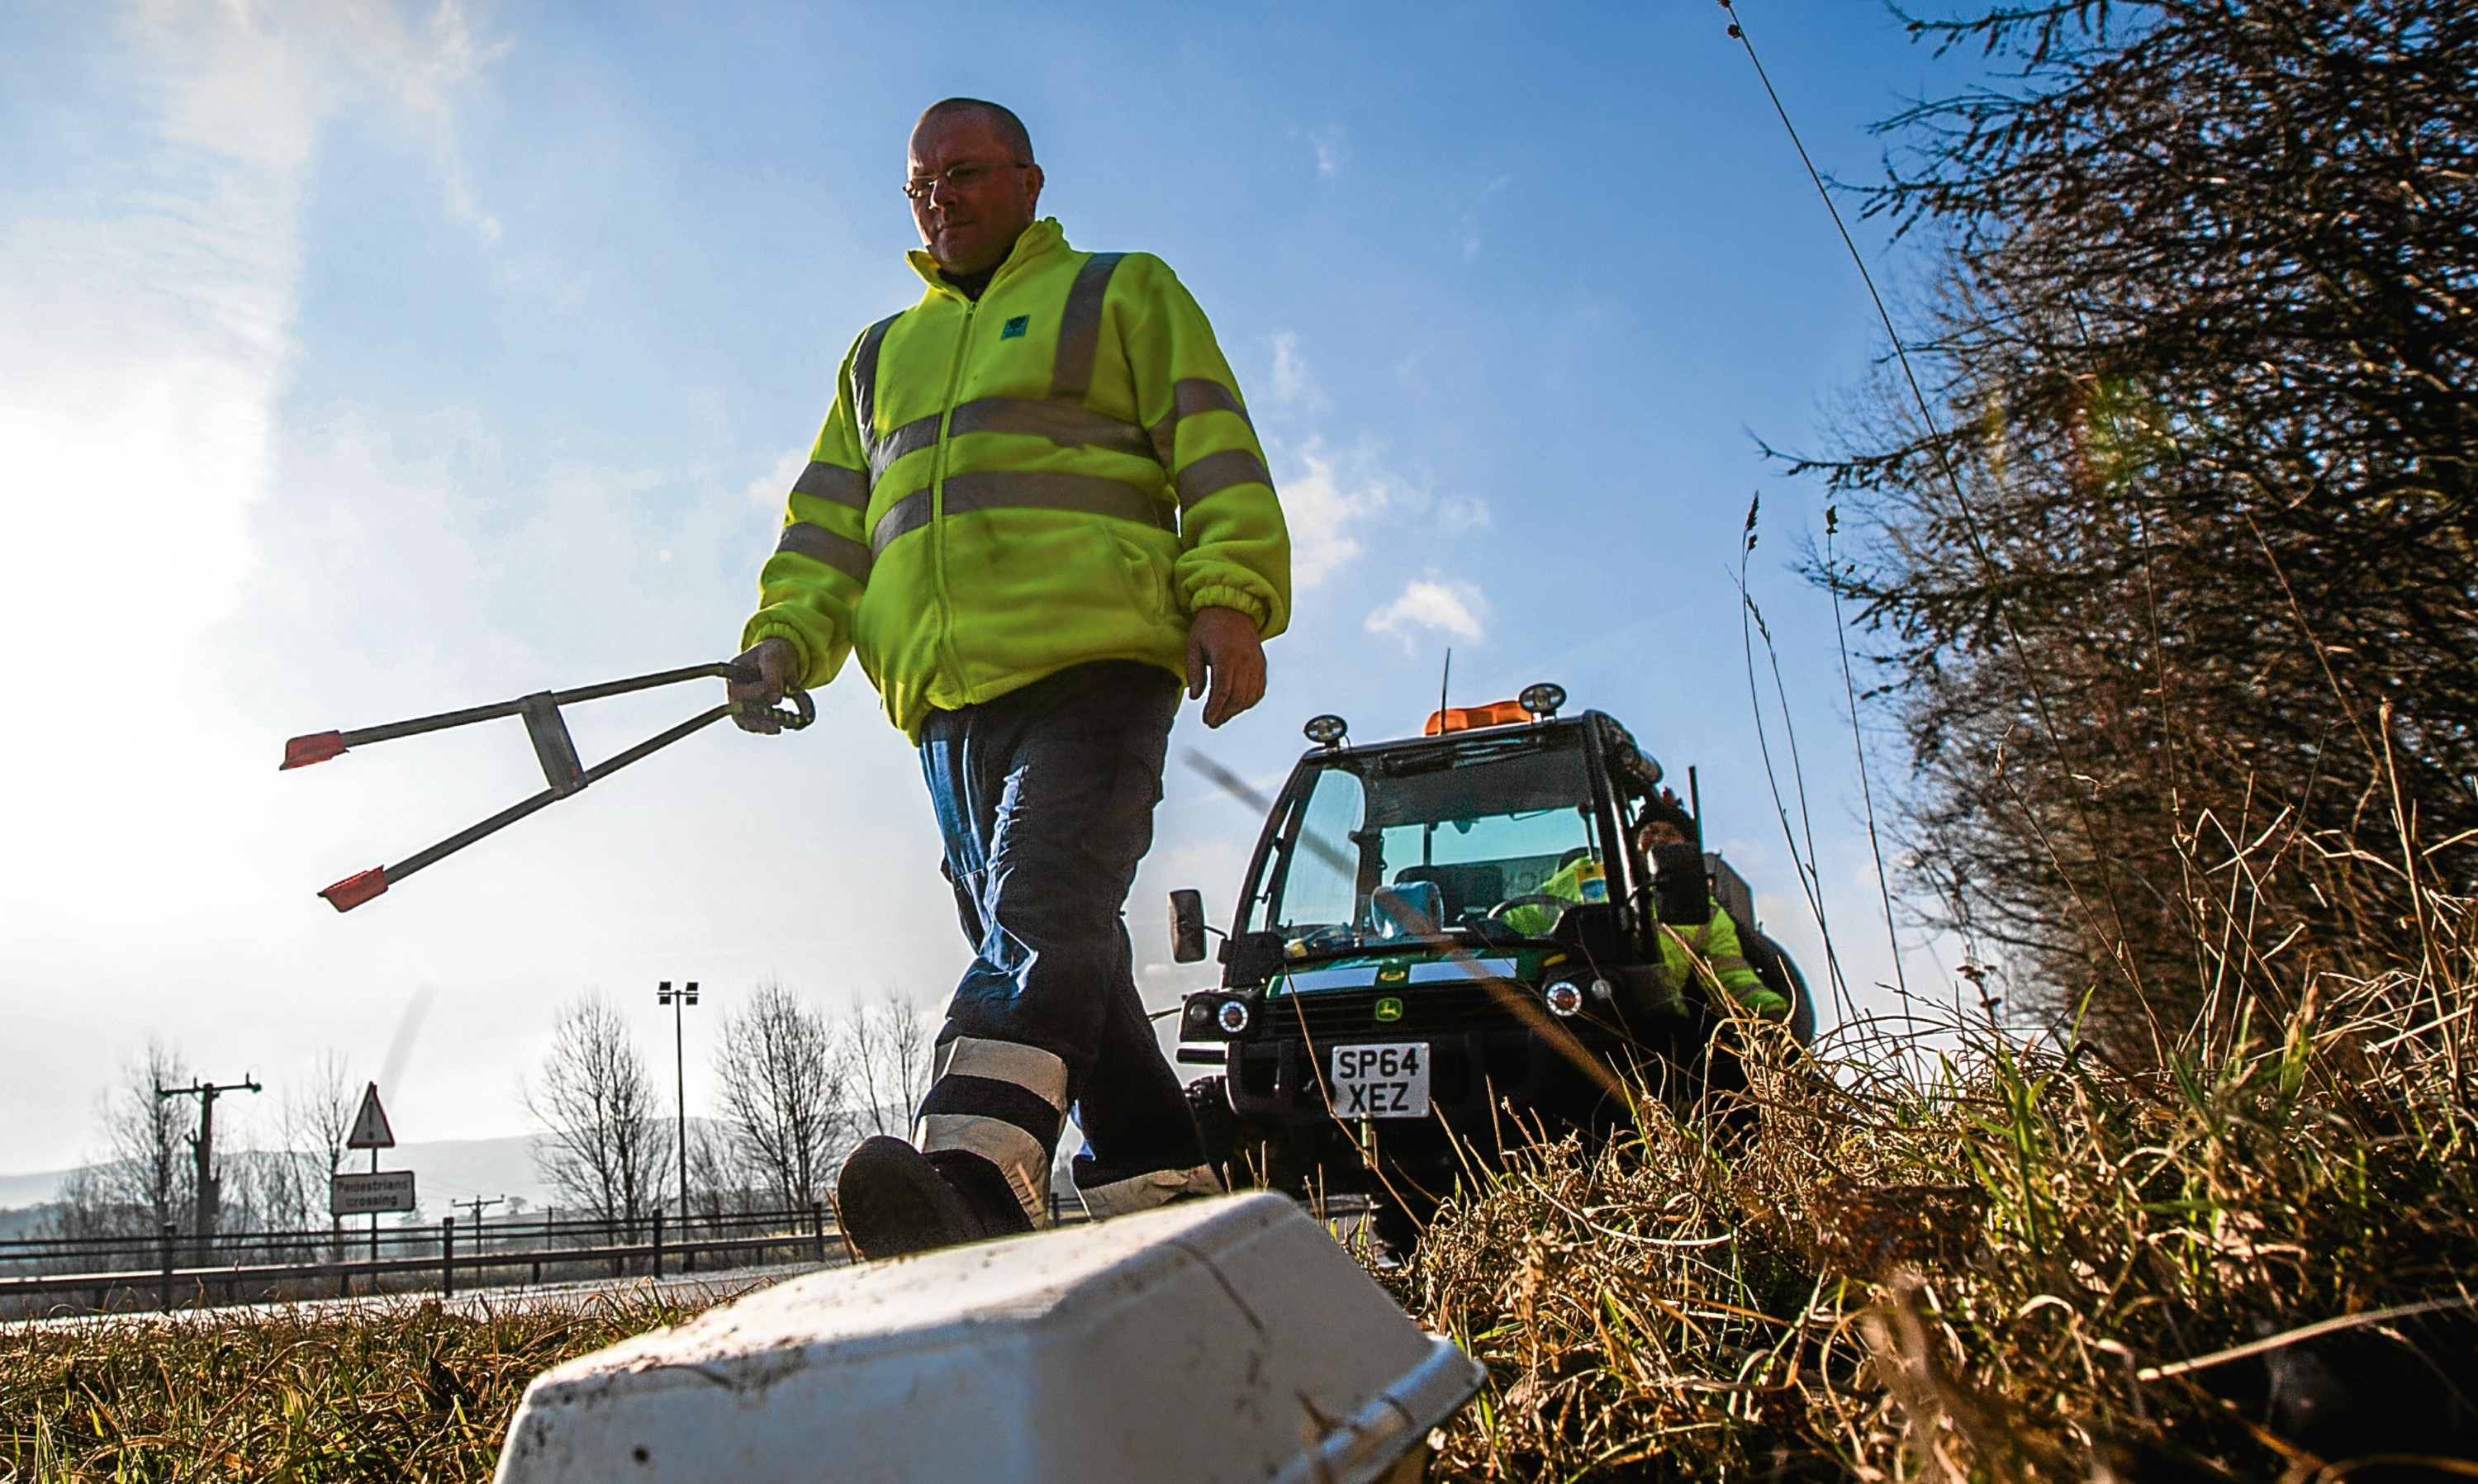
[494,1191,1482,1484]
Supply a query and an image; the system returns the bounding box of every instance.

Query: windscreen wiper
[280,660,811,912]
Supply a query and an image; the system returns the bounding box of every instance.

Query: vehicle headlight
[1543,981,1584,1017]
[1217,998,1252,1035]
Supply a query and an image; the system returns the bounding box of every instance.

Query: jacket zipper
[929,294,978,696]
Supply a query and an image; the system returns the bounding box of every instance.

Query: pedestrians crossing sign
[346,1081,396,1150]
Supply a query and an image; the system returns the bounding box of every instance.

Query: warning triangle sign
[346,1081,396,1150]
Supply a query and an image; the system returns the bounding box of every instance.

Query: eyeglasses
[902,160,1029,202]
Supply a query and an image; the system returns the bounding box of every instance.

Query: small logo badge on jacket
[1001,315,1030,339]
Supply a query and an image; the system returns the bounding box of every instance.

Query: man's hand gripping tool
[281,661,812,911]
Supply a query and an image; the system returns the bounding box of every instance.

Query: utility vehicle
[1167,685,1813,1249]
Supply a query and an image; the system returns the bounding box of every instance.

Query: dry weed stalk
[1389,894,2478,1481]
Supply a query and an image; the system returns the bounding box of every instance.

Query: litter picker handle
[281,660,773,769]
[289,660,812,911]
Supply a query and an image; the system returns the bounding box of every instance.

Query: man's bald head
[907,99,1045,274]
[917,98,1035,164]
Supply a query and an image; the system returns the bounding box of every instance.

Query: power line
[1716,0,2152,1021]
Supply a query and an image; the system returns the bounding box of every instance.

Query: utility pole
[657,981,699,1223]
[155,1075,262,1262]
[453,1194,505,1254]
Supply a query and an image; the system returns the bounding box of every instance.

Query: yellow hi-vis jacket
[742,218,1292,738]
[1505,858,1787,1014]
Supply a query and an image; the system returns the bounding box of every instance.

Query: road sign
[330,1170,416,1216]
[346,1081,395,1150]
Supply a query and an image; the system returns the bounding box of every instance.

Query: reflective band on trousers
[791,460,868,510]
[1077,1163,1224,1221]
[914,1112,1050,1226]
[773,521,870,585]
[871,471,1177,557]
[932,1036,1070,1112]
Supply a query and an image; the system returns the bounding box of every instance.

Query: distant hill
[0,1133,558,1221]
[0,1112,1085,1230]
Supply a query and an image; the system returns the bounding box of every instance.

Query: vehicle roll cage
[1226,710,1669,982]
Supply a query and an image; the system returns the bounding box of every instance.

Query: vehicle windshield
[1242,730,1606,955]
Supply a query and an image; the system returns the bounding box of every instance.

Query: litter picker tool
[282,660,811,912]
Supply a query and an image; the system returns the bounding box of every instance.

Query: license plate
[1330,1042,1431,1119]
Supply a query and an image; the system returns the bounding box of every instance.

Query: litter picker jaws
[281,661,812,912]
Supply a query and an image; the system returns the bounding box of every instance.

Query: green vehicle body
[1171,701,1813,1238]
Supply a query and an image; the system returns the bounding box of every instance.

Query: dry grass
[0,1291,696,1482]
[10,930,2476,1482]
[1387,905,2478,1482]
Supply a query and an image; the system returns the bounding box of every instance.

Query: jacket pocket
[1106,525,1174,625]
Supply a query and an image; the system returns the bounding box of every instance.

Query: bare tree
[36,1041,194,1245]
[684,1119,760,1223]
[1800,0,2478,1041]
[846,986,934,1140]
[524,993,672,1230]
[246,1051,357,1247]
[712,983,849,1211]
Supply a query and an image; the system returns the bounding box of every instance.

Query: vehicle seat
[1393,863,1505,922]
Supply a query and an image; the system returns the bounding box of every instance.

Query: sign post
[343,1082,399,1265]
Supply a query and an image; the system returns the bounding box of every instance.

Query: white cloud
[1307,126,1345,178]
[747,445,809,505]
[1264,434,1489,587]
[0,0,507,1170]
[1266,331,1327,411]
[1436,493,1493,533]
[1366,578,1489,648]
[1270,439,1403,587]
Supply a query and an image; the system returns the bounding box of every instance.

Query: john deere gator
[1168,685,1813,1249]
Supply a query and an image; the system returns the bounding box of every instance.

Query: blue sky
[0,0,1972,1182]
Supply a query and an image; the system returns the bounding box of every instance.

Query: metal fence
[0,1205,843,1319]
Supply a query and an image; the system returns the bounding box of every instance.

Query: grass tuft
[1385,905,2478,1481]
[11,919,2476,1480]
[1,1289,700,1482]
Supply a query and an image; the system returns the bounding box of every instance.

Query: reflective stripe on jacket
[1659,906,1768,1002]
[742,217,1291,738]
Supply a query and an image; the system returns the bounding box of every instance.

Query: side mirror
[1169,889,1208,963]
[1650,842,1710,927]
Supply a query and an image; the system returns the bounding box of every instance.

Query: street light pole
[657,981,699,1223]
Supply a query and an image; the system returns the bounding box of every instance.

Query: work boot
[834,1136,1030,1260]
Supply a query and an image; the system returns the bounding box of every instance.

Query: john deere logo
[1374,997,1404,1023]
[1001,315,1031,339]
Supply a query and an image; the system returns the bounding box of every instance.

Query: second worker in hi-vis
[729,97,1292,1259]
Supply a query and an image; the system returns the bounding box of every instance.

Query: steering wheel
[1483,893,1574,923]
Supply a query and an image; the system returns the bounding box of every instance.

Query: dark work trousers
[913,660,1208,1224]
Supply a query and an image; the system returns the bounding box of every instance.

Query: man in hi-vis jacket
[729,98,1291,1259]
